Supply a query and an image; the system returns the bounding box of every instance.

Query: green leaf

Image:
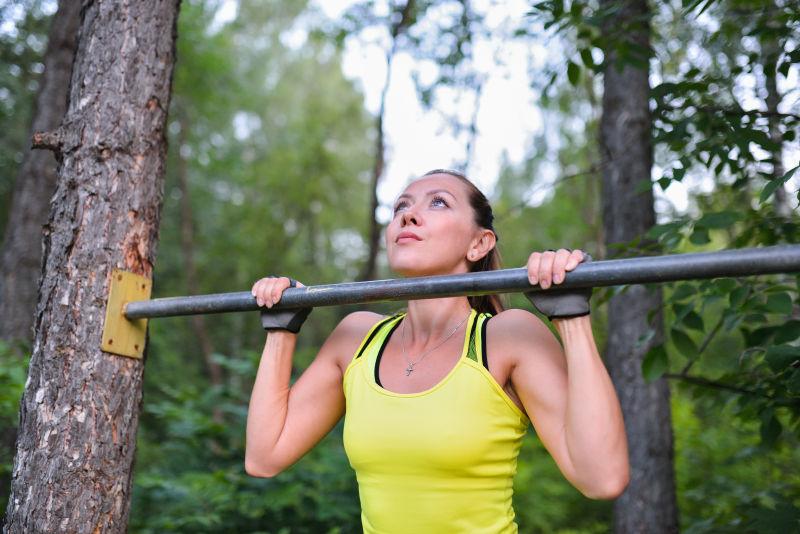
[689,226,710,245]
[672,302,694,322]
[765,292,793,314]
[775,320,800,344]
[567,60,580,86]
[759,410,782,448]
[682,310,705,332]
[788,369,800,393]
[760,165,799,203]
[723,311,742,331]
[714,278,737,294]
[729,285,749,308]
[579,48,594,69]
[743,325,778,347]
[671,328,698,358]
[670,283,695,302]
[642,345,668,382]
[696,211,740,229]
[765,345,800,372]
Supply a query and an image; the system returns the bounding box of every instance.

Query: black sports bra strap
[354,313,402,360]
[480,313,491,370]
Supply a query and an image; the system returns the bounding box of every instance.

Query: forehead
[399,174,467,199]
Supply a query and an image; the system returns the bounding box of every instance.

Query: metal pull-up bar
[102,245,800,358]
[132,244,800,317]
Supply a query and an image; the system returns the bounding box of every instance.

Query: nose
[400,207,419,227]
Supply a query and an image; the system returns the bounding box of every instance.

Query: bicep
[501,311,580,484]
[269,312,380,472]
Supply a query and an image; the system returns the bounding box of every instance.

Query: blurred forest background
[1,0,798,532]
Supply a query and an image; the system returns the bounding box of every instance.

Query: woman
[246,170,629,533]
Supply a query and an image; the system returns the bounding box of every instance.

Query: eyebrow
[395,189,457,203]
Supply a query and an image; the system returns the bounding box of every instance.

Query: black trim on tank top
[466,312,480,362]
[374,318,403,387]
[355,315,399,360]
[481,315,491,371]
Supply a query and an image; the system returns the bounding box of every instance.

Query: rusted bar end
[101,269,152,358]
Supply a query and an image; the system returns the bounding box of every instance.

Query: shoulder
[485,308,562,365]
[324,311,389,369]
[487,308,552,341]
[334,310,387,338]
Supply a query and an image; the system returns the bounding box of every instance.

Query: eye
[393,200,408,214]
[431,195,449,208]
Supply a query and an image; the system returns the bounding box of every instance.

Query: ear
[467,229,496,262]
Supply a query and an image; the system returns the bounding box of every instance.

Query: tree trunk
[359,0,415,282]
[3,1,180,532]
[599,1,679,533]
[175,114,223,389]
[762,32,790,217]
[0,0,81,346]
[359,48,392,282]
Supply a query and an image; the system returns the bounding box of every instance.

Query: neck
[403,297,473,345]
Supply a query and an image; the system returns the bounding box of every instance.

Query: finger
[270,277,292,306]
[527,252,542,285]
[259,278,276,308]
[565,249,585,270]
[252,278,269,306]
[552,249,570,284]
[539,250,556,289]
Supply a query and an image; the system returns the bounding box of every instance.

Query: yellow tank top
[342,309,530,533]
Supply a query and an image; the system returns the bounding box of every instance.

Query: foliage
[0,0,53,236]
[530,0,800,530]
[1,0,799,531]
[131,351,361,533]
[0,340,28,481]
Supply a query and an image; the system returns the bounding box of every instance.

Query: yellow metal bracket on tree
[101,269,151,359]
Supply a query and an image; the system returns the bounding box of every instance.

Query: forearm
[245,331,297,474]
[553,315,629,496]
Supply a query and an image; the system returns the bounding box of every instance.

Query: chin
[388,258,457,278]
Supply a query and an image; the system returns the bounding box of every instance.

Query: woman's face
[385,174,489,277]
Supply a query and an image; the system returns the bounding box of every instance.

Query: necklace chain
[400,311,470,377]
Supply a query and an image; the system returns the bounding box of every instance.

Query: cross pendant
[405,364,415,376]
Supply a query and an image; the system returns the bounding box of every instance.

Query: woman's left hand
[525,248,592,320]
[526,248,586,289]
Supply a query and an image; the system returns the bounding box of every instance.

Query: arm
[245,310,380,477]
[496,310,629,499]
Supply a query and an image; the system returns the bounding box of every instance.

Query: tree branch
[656,103,800,122]
[31,129,64,152]
[664,372,798,406]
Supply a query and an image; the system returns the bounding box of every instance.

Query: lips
[396,231,422,243]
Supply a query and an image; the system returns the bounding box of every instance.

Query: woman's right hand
[251,276,305,308]
[252,276,312,333]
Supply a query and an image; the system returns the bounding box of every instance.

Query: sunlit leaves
[760,165,799,203]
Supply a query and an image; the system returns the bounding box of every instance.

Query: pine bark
[599,1,679,532]
[0,0,81,346]
[3,1,180,532]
